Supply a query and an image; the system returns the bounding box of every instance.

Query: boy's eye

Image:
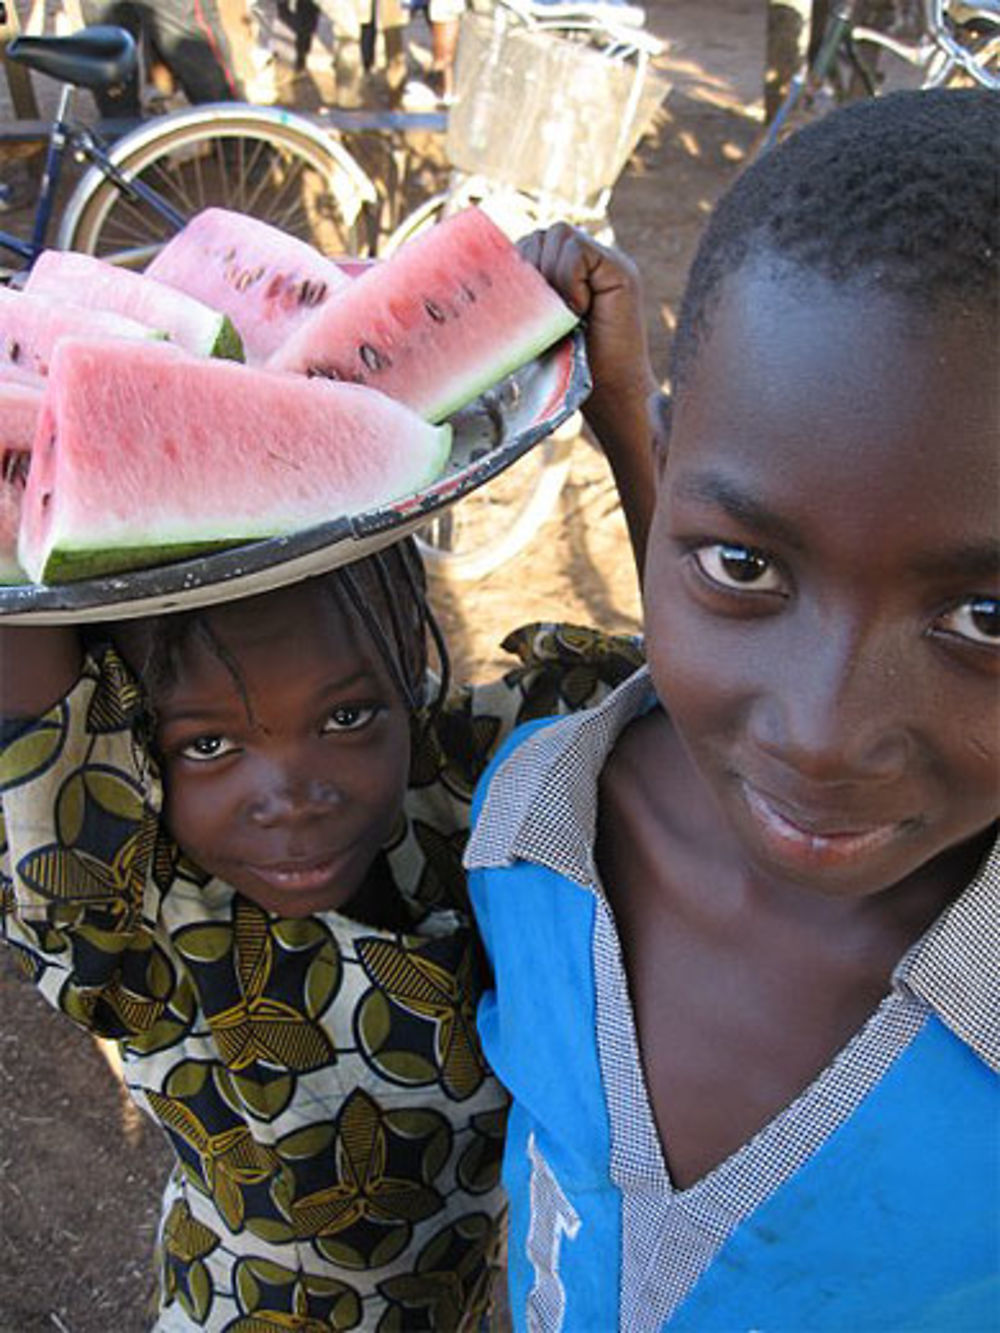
[937,596,1000,647]
[179,734,236,761]
[323,704,379,733]
[692,543,785,594]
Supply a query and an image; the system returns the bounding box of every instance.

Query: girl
[0,244,654,1329]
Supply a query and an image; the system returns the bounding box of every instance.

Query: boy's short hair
[669,88,1000,396]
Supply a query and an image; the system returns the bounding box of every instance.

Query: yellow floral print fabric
[0,624,642,1332]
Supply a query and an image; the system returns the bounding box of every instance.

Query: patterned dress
[0,624,642,1332]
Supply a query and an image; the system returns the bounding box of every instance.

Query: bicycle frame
[0,81,187,274]
[758,0,1000,155]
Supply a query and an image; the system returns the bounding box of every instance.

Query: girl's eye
[937,596,1000,647]
[323,705,379,733]
[179,734,235,761]
[692,543,785,594]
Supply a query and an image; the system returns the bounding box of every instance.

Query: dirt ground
[0,2,763,1326]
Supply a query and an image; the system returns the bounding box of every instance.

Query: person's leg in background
[401,0,461,107]
[763,0,816,121]
[427,0,462,102]
[147,0,242,103]
[78,0,145,114]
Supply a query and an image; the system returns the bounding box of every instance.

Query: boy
[467,88,998,1331]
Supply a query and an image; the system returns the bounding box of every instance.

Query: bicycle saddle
[6,25,137,91]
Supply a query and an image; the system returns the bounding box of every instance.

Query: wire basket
[446,12,669,211]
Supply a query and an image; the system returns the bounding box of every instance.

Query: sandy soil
[0,3,764,1326]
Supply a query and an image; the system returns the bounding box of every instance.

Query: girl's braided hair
[670,87,1000,398]
[105,537,449,723]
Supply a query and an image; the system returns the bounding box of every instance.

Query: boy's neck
[595,707,992,1190]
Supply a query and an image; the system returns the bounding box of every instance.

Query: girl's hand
[519,223,658,421]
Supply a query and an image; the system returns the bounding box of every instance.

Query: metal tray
[0,329,588,624]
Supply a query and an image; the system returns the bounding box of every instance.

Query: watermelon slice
[146,208,353,364]
[25,250,243,361]
[0,360,46,390]
[0,287,165,378]
[266,207,580,423]
[19,338,452,585]
[0,378,43,583]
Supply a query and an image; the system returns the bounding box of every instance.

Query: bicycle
[383,0,668,579]
[758,0,1000,154]
[0,23,379,276]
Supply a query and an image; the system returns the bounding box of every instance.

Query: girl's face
[144,580,411,917]
[644,263,999,900]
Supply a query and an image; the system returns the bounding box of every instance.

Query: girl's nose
[751,621,916,784]
[247,766,341,827]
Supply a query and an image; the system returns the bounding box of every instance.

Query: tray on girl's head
[0,330,589,625]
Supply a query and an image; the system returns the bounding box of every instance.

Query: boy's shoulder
[465,663,655,875]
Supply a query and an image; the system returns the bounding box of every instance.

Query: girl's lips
[740,782,905,870]
[247,856,343,893]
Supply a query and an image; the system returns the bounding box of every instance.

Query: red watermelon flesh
[0,287,164,377]
[0,378,43,583]
[25,249,243,361]
[19,337,452,585]
[146,208,353,365]
[266,207,579,423]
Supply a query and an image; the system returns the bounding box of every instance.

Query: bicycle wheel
[58,104,377,267]
[415,418,578,581]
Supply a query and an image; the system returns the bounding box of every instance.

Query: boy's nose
[752,623,916,784]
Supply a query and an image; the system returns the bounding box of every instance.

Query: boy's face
[644,263,999,899]
[140,580,411,917]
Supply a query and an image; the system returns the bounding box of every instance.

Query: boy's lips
[740,781,909,870]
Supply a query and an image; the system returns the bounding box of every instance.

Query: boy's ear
[650,389,672,475]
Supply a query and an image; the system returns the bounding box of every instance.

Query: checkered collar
[465,666,1000,1071]
[466,665,657,888]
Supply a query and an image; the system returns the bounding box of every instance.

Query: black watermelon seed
[424,298,446,322]
[299,280,328,307]
[360,343,389,371]
[307,364,342,380]
[7,339,20,363]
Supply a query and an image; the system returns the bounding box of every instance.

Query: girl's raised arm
[520,225,659,579]
[0,626,82,720]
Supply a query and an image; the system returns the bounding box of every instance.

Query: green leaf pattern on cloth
[0,628,642,1329]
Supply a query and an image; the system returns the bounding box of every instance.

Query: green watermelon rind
[37,538,243,585]
[211,316,245,363]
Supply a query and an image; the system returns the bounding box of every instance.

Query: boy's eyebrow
[671,471,805,549]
